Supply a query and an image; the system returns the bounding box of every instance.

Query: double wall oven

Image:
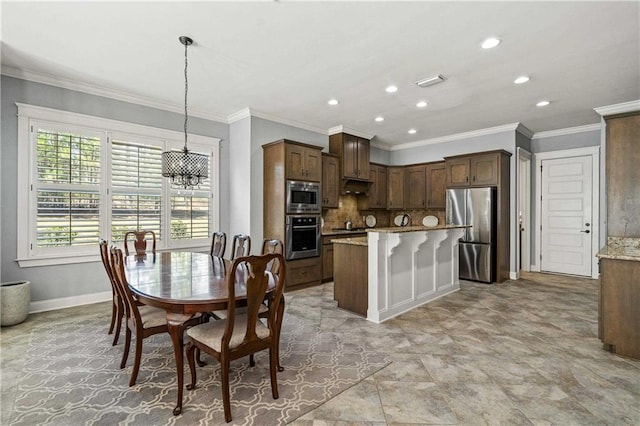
[285,180,321,260]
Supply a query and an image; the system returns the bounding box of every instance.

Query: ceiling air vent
[415,74,447,88]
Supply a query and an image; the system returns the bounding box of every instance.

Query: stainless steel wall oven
[285,215,321,260]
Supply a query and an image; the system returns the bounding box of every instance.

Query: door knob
[580,230,590,233]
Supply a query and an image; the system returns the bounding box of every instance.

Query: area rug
[9,318,389,425]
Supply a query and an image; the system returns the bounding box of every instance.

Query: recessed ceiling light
[481,37,501,49]
[408,129,417,134]
[514,76,530,84]
[328,99,339,106]
[385,85,398,93]
[536,100,550,107]
[375,116,384,122]
[416,101,428,108]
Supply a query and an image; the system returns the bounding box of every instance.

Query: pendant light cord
[183,39,189,151]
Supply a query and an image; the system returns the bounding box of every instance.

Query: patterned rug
[10,317,389,425]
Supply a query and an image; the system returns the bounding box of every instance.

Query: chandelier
[162,36,208,188]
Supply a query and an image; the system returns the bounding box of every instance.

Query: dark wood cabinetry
[263,139,324,290]
[426,162,446,209]
[445,150,511,283]
[322,154,339,208]
[358,163,387,210]
[445,152,501,187]
[329,132,370,181]
[605,112,640,237]
[322,233,366,282]
[387,167,405,210]
[404,164,427,209]
[333,241,368,316]
[285,143,321,182]
[599,258,640,359]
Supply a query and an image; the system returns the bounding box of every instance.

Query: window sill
[16,245,210,268]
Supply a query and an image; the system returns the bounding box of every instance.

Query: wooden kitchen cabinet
[387,166,405,210]
[445,151,504,187]
[287,256,322,289]
[329,132,370,181]
[599,257,640,359]
[426,162,446,209]
[322,233,367,282]
[404,164,427,209]
[359,163,387,210]
[286,142,322,182]
[322,153,339,208]
[333,240,368,316]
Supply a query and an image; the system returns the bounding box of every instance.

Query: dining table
[123,251,277,416]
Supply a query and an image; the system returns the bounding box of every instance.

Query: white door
[541,155,593,276]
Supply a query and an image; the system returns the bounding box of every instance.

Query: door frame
[533,146,600,279]
[516,148,532,278]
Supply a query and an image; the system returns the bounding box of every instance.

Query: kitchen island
[332,225,468,323]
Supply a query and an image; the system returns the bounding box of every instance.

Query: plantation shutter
[110,139,163,242]
[35,127,101,248]
[170,148,211,240]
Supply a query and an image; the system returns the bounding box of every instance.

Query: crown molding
[515,123,534,139]
[2,65,228,123]
[228,107,327,134]
[388,122,521,152]
[531,123,601,140]
[327,125,375,140]
[594,99,640,116]
[227,107,252,124]
[370,140,392,150]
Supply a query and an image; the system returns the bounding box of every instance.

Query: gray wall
[370,144,390,164]
[0,76,229,302]
[249,117,328,245]
[531,129,600,153]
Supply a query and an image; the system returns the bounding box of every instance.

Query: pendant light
[161,36,208,188]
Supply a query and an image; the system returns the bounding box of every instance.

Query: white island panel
[367,226,465,323]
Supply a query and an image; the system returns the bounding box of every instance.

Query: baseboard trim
[509,271,519,280]
[30,291,112,314]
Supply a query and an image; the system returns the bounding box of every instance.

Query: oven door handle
[291,225,319,230]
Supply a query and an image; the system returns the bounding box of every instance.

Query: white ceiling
[2,1,639,147]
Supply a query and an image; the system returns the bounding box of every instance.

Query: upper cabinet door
[446,157,470,187]
[305,148,322,182]
[322,154,339,208]
[387,167,405,209]
[342,134,359,179]
[285,144,306,181]
[356,137,370,180]
[426,162,446,209]
[404,165,427,208]
[470,153,499,186]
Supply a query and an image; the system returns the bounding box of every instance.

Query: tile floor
[2,272,639,425]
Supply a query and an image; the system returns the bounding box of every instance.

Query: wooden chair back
[261,238,284,275]
[110,246,142,323]
[231,234,251,260]
[124,230,156,257]
[100,239,124,344]
[210,231,227,258]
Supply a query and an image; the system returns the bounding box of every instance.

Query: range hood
[340,179,371,195]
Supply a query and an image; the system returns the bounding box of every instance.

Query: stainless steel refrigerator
[446,187,496,283]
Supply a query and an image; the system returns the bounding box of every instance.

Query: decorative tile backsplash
[322,195,445,230]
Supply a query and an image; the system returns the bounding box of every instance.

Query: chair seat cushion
[186,314,270,352]
[137,305,167,328]
[211,303,268,320]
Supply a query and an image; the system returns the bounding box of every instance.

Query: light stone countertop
[331,237,368,246]
[596,237,640,262]
[365,225,470,233]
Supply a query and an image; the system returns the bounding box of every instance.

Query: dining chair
[124,230,156,257]
[185,253,286,423]
[99,239,123,346]
[261,238,284,275]
[230,234,251,260]
[210,231,227,258]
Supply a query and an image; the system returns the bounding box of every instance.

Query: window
[17,104,220,267]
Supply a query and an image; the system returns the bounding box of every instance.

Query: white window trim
[16,103,220,267]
